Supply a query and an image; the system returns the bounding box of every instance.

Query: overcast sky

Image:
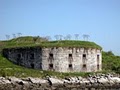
[0,0,120,55]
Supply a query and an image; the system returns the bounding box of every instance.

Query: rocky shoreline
[0,74,120,90]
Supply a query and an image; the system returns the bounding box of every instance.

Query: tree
[82,34,90,41]
[59,35,63,40]
[54,35,59,40]
[64,36,67,40]
[66,34,72,40]
[74,34,79,40]
[107,51,114,56]
[17,33,22,37]
[5,35,10,40]
[12,34,16,38]
[45,36,51,41]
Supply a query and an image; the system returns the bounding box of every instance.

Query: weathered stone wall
[3,47,102,72]
[3,47,42,69]
[42,47,102,72]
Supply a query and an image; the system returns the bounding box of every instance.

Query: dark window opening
[30,53,34,59]
[83,64,86,68]
[49,64,53,69]
[69,54,72,57]
[17,54,21,58]
[83,54,86,59]
[49,53,53,57]
[68,54,73,63]
[82,64,87,71]
[49,54,54,61]
[69,64,73,69]
[97,64,99,70]
[31,63,34,69]
[97,55,99,60]
[97,55,100,64]
[49,53,53,59]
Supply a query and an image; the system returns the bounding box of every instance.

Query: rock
[88,78,95,84]
[8,77,22,82]
[28,77,48,84]
[82,78,90,85]
[3,79,11,84]
[0,77,11,84]
[77,76,83,80]
[108,77,120,83]
[48,77,64,85]
[0,77,5,80]
[8,77,28,85]
[70,77,79,83]
[97,77,109,84]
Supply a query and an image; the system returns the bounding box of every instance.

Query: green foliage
[102,51,120,73]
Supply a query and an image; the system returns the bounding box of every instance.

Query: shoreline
[0,74,120,90]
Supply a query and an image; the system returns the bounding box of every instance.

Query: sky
[0,0,120,55]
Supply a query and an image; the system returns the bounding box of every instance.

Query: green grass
[2,36,102,49]
[102,51,120,73]
[40,40,102,49]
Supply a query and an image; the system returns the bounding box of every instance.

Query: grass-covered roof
[1,36,102,49]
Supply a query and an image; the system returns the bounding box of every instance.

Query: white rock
[29,77,48,84]
[2,79,11,84]
[0,77,11,84]
[82,78,90,84]
[109,77,120,83]
[97,77,109,84]
[48,77,64,84]
[70,77,80,83]
[8,77,22,83]
[63,79,71,83]
[77,76,83,80]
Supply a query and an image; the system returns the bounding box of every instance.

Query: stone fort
[3,41,102,72]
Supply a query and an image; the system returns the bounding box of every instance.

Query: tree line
[5,33,90,41]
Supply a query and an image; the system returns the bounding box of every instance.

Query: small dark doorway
[69,54,72,57]
[82,64,87,71]
[31,63,34,69]
[97,64,100,70]
[49,64,53,70]
[83,54,86,60]
[69,64,73,70]
[49,53,53,60]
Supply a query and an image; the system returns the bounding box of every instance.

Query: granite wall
[3,47,102,72]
